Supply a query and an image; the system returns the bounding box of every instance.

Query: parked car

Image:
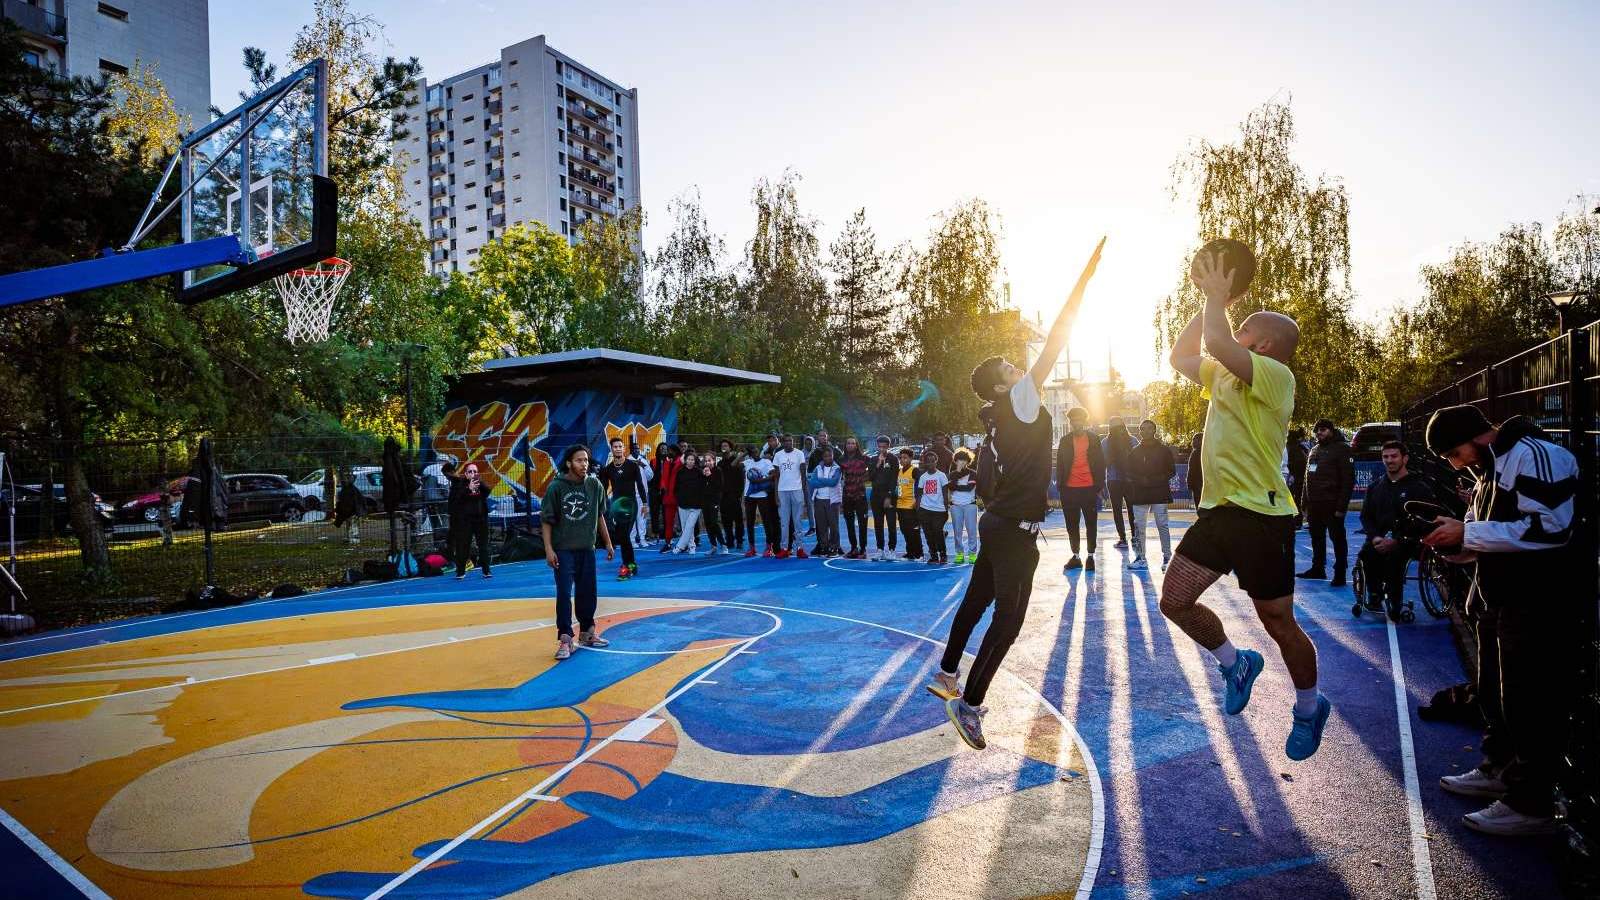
[293,466,383,512]
[1,483,114,540]
[117,476,196,524]
[1350,421,1403,462]
[221,473,308,523]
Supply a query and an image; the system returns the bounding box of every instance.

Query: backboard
[177,59,335,305]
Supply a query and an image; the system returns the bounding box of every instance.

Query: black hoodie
[1303,427,1354,511]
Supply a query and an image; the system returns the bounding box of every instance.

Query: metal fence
[1397,318,1599,849]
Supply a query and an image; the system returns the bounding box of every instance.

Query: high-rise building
[398,36,641,276]
[4,0,211,124]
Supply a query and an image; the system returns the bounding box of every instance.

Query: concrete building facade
[398,35,641,276]
[5,0,210,124]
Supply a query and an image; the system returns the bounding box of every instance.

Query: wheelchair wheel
[1399,606,1416,624]
[1418,553,1451,619]
[1351,603,1364,617]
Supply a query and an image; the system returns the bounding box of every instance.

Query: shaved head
[1239,311,1299,362]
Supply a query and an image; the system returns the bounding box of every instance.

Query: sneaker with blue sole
[1285,694,1332,761]
[1221,649,1265,715]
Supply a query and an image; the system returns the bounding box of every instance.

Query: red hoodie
[659,456,684,503]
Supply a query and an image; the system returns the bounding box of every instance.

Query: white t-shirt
[1010,377,1042,424]
[811,463,842,503]
[773,448,807,492]
[949,470,978,505]
[743,458,775,499]
[918,470,950,512]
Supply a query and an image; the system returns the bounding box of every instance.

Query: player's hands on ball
[1191,250,1240,305]
[1422,517,1465,549]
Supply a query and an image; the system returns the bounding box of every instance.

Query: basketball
[609,496,636,522]
[1190,238,1257,300]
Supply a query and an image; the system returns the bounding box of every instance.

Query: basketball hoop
[273,257,350,343]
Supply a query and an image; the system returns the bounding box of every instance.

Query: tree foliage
[1152,99,1378,434]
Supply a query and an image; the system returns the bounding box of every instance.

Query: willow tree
[1153,99,1377,434]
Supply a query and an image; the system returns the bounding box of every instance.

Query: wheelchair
[1351,543,1456,622]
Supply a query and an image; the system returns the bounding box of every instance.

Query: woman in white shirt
[948,448,979,564]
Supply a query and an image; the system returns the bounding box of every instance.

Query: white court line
[820,557,958,575]
[1387,616,1438,900]
[719,600,1105,900]
[655,555,753,578]
[0,602,702,718]
[309,652,358,665]
[612,717,664,742]
[0,807,113,900]
[0,559,555,658]
[580,639,747,656]
[363,607,784,900]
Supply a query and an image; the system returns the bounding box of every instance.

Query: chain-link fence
[1398,318,1599,852]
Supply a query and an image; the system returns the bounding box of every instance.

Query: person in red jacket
[656,445,683,551]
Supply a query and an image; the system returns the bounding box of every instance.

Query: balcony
[568,128,612,154]
[571,170,616,196]
[430,205,449,219]
[489,144,503,160]
[486,166,504,182]
[490,214,506,227]
[427,117,446,134]
[430,248,448,262]
[429,182,447,198]
[428,162,446,177]
[490,191,505,206]
[428,139,446,154]
[487,122,503,139]
[566,101,613,133]
[3,0,66,43]
[429,226,448,241]
[487,99,502,116]
[561,77,613,111]
[573,151,615,175]
[570,191,617,216]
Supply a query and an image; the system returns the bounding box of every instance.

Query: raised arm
[1194,251,1254,384]
[1030,238,1105,388]
[1169,309,1205,383]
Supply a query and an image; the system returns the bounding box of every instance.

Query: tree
[1552,194,1600,298]
[104,60,188,166]
[1152,98,1379,430]
[901,200,1022,434]
[569,207,651,351]
[466,223,581,357]
[827,209,903,400]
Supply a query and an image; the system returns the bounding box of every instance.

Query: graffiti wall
[425,389,677,511]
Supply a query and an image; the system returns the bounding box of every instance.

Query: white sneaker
[1128,557,1148,570]
[1440,768,1507,799]
[1462,800,1563,836]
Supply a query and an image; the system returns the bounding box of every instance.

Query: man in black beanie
[1422,404,1581,837]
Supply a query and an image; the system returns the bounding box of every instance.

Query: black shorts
[1176,505,1297,601]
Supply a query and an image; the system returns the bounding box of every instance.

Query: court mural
[0,594,1092,899]
[425,387,675,509]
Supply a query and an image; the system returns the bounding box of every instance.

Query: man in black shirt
[931,238,1103,750]
[1356,440,1433,615]
[596,437,643,580]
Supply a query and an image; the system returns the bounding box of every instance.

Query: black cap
[1426,405,1493,455]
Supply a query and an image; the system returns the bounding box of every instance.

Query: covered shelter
[424,349,778,514]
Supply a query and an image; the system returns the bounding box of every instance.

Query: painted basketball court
[0,514,1564,899]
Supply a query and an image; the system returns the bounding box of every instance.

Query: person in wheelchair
[1356,441,1436,615]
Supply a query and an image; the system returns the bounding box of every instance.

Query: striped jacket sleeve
[1463,437,1579,553]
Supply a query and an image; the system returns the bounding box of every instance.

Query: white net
[273,257,350,343]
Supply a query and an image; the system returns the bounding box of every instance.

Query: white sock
[1294,687,1321,717]
[1209,640,1238,670]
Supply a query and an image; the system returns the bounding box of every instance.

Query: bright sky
[210,0,1600,389]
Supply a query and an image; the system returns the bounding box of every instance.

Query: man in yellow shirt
[1163,239,1330,762]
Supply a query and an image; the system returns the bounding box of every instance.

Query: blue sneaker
[1221,649,1264,715]
[945,698,987,750]
[1285,694,1332,761]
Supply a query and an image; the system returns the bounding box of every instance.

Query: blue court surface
[0,514,1563,899]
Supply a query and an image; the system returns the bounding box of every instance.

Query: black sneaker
[1296,568,1326,580]
[1330,572,1346,588]
[1085,555,1096,573]
[1065,555,1083,571]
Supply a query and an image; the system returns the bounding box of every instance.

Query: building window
[559,199,566,211]
[511,151,519,158]
[462,93,474,101]
[513,174,522,181]
[558,152,565,163]
[511,105,519,112]
[466,205,477,211]
[467,226,478,233]
[556,61,563,73]
[558,176,564,187]
[617,114,623,126]
[468,247,478,255]
[463,115,474,123]
[514,197,522,204]
[463,138,475,145]
[511,128,519,135]
[97,2,129,21]
[465,182,476,189]
[509,59,518,66]
[98,59,129,75]
[561,222,568,235]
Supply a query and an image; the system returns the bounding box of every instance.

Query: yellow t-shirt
[895,465,917,510]
[1199,353,1297,517]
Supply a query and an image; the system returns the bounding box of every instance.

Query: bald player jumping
[1163,239,1331,761]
